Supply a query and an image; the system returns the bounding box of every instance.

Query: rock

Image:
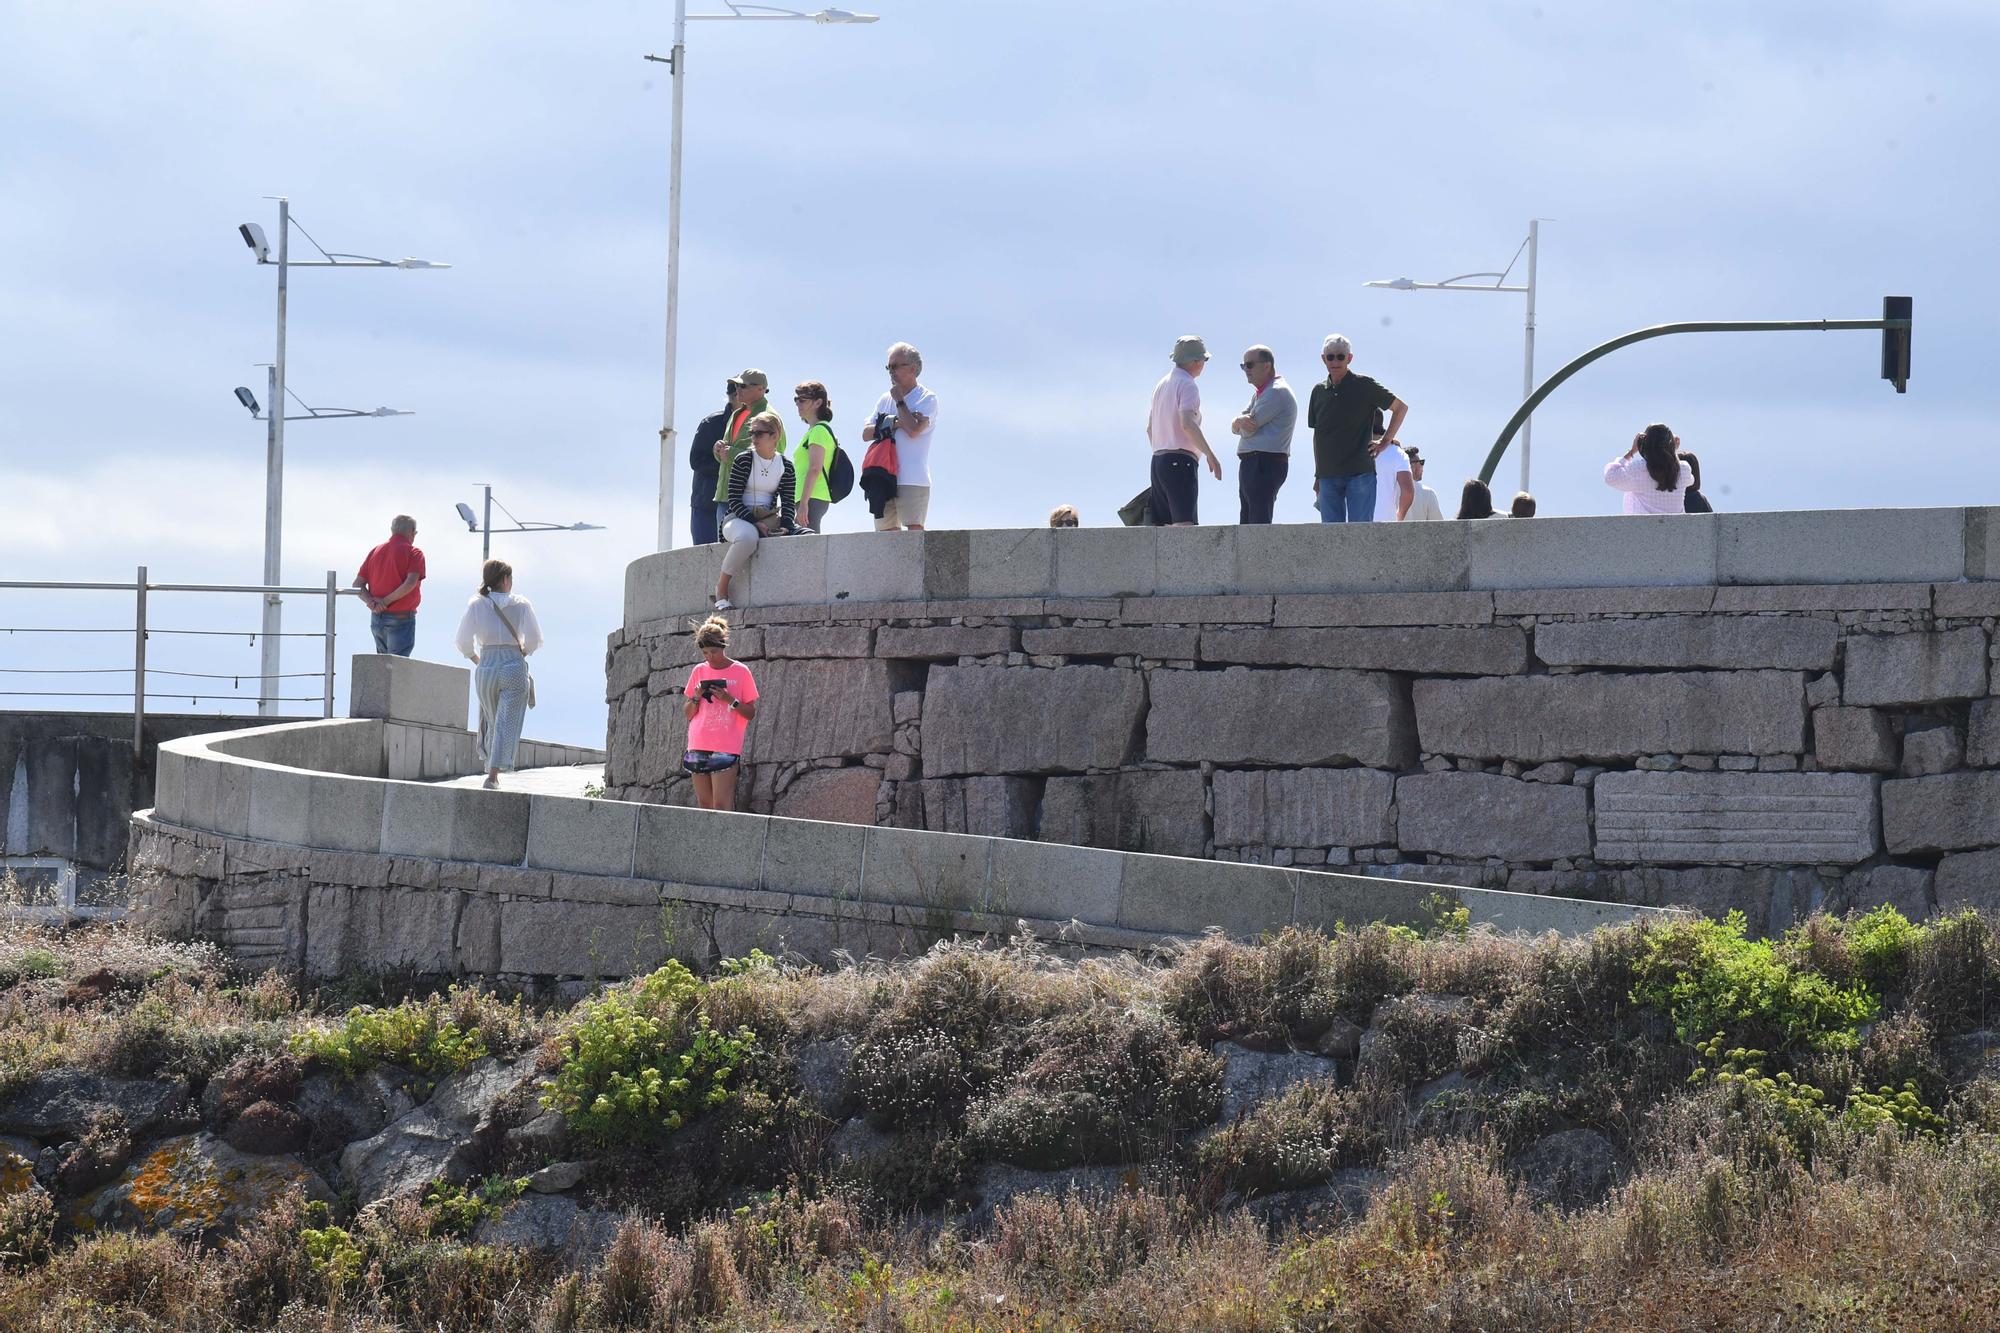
[922,665,1146,776]
[202,1050,303,1128]
[473,1193,621,1266]
[1149,668,1416,770]
[1521,762,1576,785]
[1199,626,1529,676]
[506,1109,571,1158]
[823,1117,897,1171]
[526,1160,590,1193]
[1019,627,1201,659]
[0,1071,188,1142]
[1211,768,1396,851]
[1512,1128,1632,1208]
[915,777,1040,840]
[966,1162,1139,1231]
[741,658,897,764]
[1814,707,1898,772]
[1039,771,1208,857]
[52,1128,131,1195]
[1805,673,1841,708]
[1395,773,1590,863]
[70,1133,331,1241]
[338,1058,537,1206]
[1243,1167,1387,1229]
[1844,629,1989,706]
[876,626,1018,659]
[224,1100,310,1156]
[1214,1043,1339,1123]
[795,1039,857,1120]
[1901,725,1964,779]
[0,1136,43,1199]
[1936,850,2000,914]
[772,767,880,825]
[1844,865,1934,919]
[1313,1018,1363,1060]
[1883,772,2000,854]
[1414,671,1806,762]
[760,626,876,659]
[1593,772,1879,865]
[1533,617,1837,671]
[297,1068,419,1155]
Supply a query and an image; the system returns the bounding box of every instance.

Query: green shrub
[1633,912,1877,1056]
[1843,906,1928,993]
[424,1175,528,1237]
[1199,1081,1385,1195]
[541,961,755,1147]
[0,1190,54,1269]
[293,985,533,1085]
[0,949,61,988]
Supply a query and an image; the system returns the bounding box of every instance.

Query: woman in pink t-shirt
[682,615,759,811]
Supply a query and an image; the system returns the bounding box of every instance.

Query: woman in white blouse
[454,559,543,789]
[1604,423,1694,515]
[713,410,808,611]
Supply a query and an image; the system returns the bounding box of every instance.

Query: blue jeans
[690,486,721,546]
[1316,473,1378,523]
[370,612,416,656]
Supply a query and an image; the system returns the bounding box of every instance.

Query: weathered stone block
[1200,626,1528,675]
[1052,528,1156,599]
[827,531,924,603]
[1594,771,1879,865]
[1394,773,1590,863]
[916,776,1040,839]
[605,643,649,701]
[1494,586,1714,616]
[1902,724,1964,778]
[1844,628,1989,706]
[1039,771,1207,857]
[1414,671,1806,761]
[1814,707,1898,772]
[450,788,531,865]
[762,811,865,896]
[750,626,869,659]
[349,655,470,730]
[967,528,1056,598]
[875,626,1018,659]
[1019,627,1201,659]
[1533,616,1838,671]
[773,767,880,825]
[742,658,895,763]
[986,837,1126,924]
[1273,591,1494,627]
[306,775,385,854]
[1211,768,1396,849]
[922,665,1145,776]
[1883,772,2000,854]
[635,804,766,890]
[1118,594,1272,625]
[247,766,312,845]
[1967,700,2000,768]
[1466,513,1714,590]
[1115,856,1295,938]
[1844,865,1934,919]
[524,796,638,876]
[1148,668,1416,769]
[1716,508,1964,587]
[859,825,988,912]
[1935,848,2000,914]
[500,900,668,976]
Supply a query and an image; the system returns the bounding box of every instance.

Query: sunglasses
[750,428,776,438]
[1323,353,1349,362]
[793,394,821,402]
[885,362,911,371]
[1239,360,1270,371]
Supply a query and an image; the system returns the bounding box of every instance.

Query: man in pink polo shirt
[353,515,426,656]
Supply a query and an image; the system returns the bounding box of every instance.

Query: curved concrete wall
[609,510,2000,932]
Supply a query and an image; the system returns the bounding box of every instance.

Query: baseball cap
[734,369,769,389]
[1171,335,1209,365]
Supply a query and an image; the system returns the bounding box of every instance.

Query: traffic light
[1882,295,1912,394]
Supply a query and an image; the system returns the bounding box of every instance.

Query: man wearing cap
[711,372,785,540]
[687,382,736,545]
[1230,344,1296,524]
[1146,335,1224,526]
[1306,334,1408,523]
[1403,446,1445,521]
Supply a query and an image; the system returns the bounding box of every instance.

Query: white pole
[1520,219,1538,496]
[482,484,493,562]
[260,197,288,717]
[655,0,689,552]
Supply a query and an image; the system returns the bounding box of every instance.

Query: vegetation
[0,903,1993,1329]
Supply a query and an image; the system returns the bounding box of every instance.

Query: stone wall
[609,511,2000,934]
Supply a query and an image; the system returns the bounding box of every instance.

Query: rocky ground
[0,901,1997,1330]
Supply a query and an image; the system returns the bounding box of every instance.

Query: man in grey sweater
[1230,345,1297,524]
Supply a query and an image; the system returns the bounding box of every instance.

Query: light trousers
[474,645,530,773]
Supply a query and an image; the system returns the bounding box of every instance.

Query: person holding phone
[682,615,758,811]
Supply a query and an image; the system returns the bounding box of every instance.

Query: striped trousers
[474,645,530,773]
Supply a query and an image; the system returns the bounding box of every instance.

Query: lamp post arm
[1476,316,1914,486]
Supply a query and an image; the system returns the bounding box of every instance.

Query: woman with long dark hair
[1605,423,1693,514]
[1455,478,1496,520]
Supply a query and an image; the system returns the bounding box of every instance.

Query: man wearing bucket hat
[1145,335,1224,526]
[711,371,786,539]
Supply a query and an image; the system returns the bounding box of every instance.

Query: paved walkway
[435,763,606,798]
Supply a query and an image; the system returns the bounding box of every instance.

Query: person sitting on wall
[1680,449,1714,513]
[1605,423,1693,514]
[713,411,809,612]
[683,615,758,812]
[1455,478,1497,520]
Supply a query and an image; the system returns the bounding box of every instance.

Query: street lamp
[646,2,880,552]
[232,380,413,422]
[457,486,606,562]
[239,197,447,715]
[1365,219,1542,493]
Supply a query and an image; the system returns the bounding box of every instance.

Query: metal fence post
[132,565,148,763]
[323,571,338,718]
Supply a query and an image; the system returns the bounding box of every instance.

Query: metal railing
[0,567,353,760]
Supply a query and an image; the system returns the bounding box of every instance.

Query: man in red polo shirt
[353,515,426,656]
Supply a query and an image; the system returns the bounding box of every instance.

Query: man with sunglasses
[687,382,736,545]
[710,371,784,541]
[1305,334,1409,523]
[1229,345,1296,524]
[862,342,937,531]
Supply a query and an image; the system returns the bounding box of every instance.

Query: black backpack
[820,427,855,503]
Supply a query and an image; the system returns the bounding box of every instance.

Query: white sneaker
[713,596,734,611]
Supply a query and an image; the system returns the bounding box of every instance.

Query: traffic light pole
[1477,299,1913,487]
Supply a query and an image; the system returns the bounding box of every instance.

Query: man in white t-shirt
[1403,446,1445,521]
[862,341,939,531]
[1373,432,1415,522]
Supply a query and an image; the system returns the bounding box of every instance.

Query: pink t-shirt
[685,660,759,753]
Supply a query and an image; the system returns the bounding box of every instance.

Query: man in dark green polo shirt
[1305,334,1409,523]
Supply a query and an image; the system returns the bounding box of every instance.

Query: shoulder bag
[487,594,538,709]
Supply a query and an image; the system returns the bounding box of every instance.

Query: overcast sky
[3,0,1997,748]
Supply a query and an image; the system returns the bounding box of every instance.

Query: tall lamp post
[456,486,606,561]
[647,3,880,552]
[238,197,447,715]
[1365,219,1542,494]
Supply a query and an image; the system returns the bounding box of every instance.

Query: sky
[3,0,1998,748]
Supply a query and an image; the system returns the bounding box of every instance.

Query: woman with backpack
[791,380,840,532]
[454,558,542,790]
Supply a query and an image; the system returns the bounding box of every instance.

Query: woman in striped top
[714,410,809,611]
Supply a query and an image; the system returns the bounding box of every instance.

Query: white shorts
[875,484,931,530]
